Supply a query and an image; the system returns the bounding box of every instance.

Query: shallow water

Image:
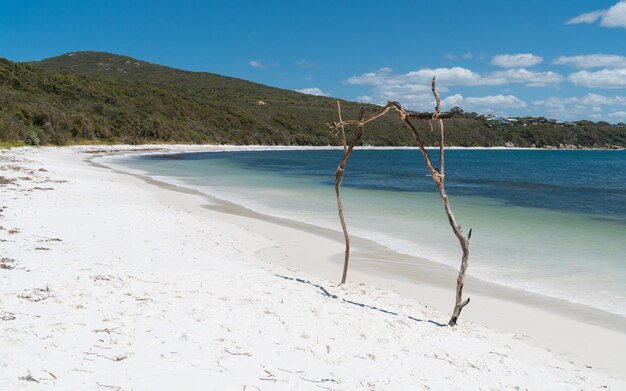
[108,148,626,317]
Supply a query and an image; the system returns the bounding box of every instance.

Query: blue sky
[1,0,626,122]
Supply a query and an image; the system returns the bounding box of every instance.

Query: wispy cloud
[345,65,560,111]
[248,60,268,69]
[553,54,626,68]
[566,10,605,25]
[296,87,329,96]
[444,53,474,61]
[296,59,316,68]
[347,67,488,88]
[346,66,561,98]
[566,1,626,28]
[534,93,626,122]
[491,53,543,68]
[605,111,626,122]
[443,94,527,111]
[568,68,626,88]
[488,68,563,87]
[535,93,626,107]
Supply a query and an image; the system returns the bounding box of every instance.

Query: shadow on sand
[276,274,446,327]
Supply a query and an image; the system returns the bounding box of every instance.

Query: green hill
[0,51,624,147]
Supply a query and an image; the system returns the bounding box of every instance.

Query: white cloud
[345,66,561,110]
[444,54,457,60]
[346,67,475,109]
[443,94,527,112]
[491,53,543,68]
[566,1,626,28]
[489,68,563,87]
[553,54,626,68]
[606,111,626,122]
[295,87,329,97]
[347,66,562,91]
[568,68,626,88]
[249,60,267,69]
[533,93,626,121]
[566,10,605,25]
[534,94,626,108]
[601,1,626,27]
[356,95,374,103]
[407,67,492,86]
[346,67,393,85]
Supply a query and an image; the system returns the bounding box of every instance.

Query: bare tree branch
[330,78,472,325]
[335,107,365,284]
[432,77,445,178]
[337,101,347,153]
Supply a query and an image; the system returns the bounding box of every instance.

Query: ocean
[104,148,626,317]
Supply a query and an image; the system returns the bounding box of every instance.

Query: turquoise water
[105,148,626,317]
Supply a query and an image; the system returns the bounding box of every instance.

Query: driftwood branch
[336,101,347,153]
[432,78,444,177]
[330,78,471,325]
[335,105,365,284]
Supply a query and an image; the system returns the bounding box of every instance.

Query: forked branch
[330,78,471,325]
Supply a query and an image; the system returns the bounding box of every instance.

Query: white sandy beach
[1,145,625,390]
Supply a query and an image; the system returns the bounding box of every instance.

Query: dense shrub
[24,126,40,146]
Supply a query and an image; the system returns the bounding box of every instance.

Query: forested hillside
[0,51,624,147]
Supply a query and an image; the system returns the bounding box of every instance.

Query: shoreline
[93,145,626,377]
[98,145,626,321]
[82,143,626,152]
[1,145,624,389]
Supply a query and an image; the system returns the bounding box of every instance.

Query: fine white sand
[1,145,624,390]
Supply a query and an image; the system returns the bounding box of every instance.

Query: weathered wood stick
[337,100,347,153]
[331,78,472,325]
[335,107,365,284]
[329,106,453,131]
[432,77,445,178]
